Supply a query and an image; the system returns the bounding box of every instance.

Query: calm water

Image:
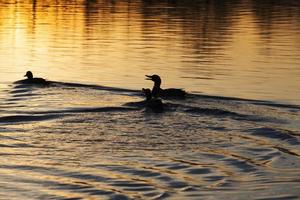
[0,0,300,103]
[0,0,300,200]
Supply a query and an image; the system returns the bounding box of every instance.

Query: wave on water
[3,80,300,124]
[12,80,300,108]
[0,80,300,200]
[0,114,64,124]
[248,127,300,146]
[50,81,141,94]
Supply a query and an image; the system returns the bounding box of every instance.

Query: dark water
[0,82,300,200]
[0,0,300,199]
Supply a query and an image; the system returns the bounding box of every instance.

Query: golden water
[0,0,299,103]
[0,1,300,200]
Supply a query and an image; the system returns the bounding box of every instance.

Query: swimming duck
[142,88,164,112]
[145,74,186,99]
[123,88,164,112]
[14,71,49,85]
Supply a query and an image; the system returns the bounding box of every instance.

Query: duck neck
[152,82,161,98]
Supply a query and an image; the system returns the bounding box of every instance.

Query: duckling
[145,74,186,99]
[122,88,164,112]
[14,71,49,85]
[142,88,164,112]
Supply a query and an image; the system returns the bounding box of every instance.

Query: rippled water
[0,0,300,200]
[1,0,300,103]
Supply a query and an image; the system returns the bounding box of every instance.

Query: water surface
[0,0,300,103]
[0,1,300,200]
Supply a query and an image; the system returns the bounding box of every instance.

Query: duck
[123,88,164,112]
[145,74,186,99]
[142,88,164,112]
[14,71,49,85]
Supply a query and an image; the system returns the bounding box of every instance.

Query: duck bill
[145,75,153,80]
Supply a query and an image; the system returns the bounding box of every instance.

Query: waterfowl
[14,71,49,85]
[145,74,186,99]
[122,88,164,112]
[142,88,164,112]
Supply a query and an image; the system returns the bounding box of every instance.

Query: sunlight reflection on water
[0,0,299,104]
[0,2,300,198]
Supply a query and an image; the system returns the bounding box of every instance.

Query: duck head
[145,74,161,85]
[24,71,33,80]
[142,88,152,101]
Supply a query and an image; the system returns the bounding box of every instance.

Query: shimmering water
[1,0,300,103]
[0,0,300,200]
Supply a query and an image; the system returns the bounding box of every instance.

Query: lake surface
[0,0,300,199]
[0,0,300,103]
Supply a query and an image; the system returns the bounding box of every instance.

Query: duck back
[14,78,49,86]
[161,88,186,99]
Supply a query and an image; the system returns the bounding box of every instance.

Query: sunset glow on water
[1,0,299,103]
[0,1,300,199]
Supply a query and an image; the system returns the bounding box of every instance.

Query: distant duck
[14,71,49,85]
[142,88,164,112]
[145,74,186,99]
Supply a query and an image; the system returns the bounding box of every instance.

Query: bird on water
[145,74,186,99]
[14,71,49,85]
[142,88,164,112]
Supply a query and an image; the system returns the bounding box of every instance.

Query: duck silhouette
[14,71,49,85]
[123,88,164,112]
[142,88,164,112]
[145,74,186,99]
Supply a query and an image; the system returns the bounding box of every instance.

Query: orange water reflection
[0,0,299,103]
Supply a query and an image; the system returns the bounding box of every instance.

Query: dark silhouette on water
[146,74,186,99]
[123,88,164,112]
[14,71,49,85]
[142,88,164,112]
